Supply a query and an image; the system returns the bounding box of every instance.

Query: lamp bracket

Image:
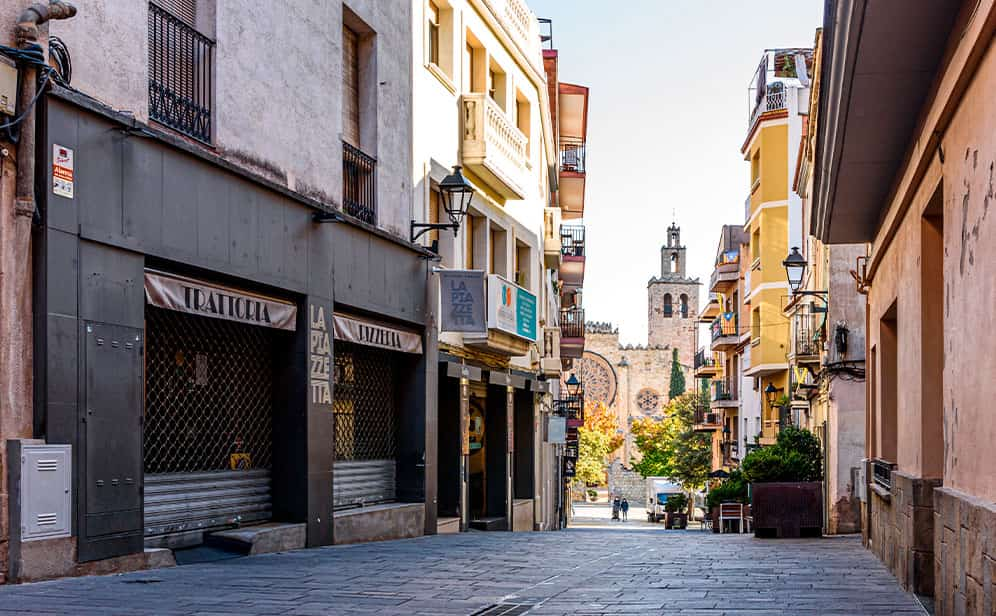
[410,220,459,243]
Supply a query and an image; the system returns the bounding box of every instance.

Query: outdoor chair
[719,502,744,533]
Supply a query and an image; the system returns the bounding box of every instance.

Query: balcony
[789,305,824,364]
[540,326,561,376]
[697,293,721,323]
[559,307,584,359]
[710,313,739,352]
[342,141,377,225]
[481,0,540,64]
[148,2,215,143]
[694,349,719,378]
[461,93,527,199]
[711,380,738,409]
[872,459,895,492]
[559,142,587,220]
[559,225,585,289]
[694,405,721,432]
[543,208,562,268]
[748,83,789,132]
[709,252,740,294]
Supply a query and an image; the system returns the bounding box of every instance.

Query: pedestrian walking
[611,497,620,521]
[621,498,629,522]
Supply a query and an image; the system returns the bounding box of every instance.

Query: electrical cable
[48,36,71,86]
[0,42,57,136]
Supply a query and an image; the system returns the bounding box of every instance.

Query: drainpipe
[14,1,77,218]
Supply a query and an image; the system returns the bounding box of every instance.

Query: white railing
[748,86,789,130]
[744,265,752,299]
[461,93,527,197]
[744,195,751,223]
[482,0,540,62]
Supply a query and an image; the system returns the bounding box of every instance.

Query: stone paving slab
[0,528,924,615]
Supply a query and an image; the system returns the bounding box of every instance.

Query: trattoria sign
[333,314,423,354]
[144,271,297,330]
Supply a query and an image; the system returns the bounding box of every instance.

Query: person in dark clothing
[621,498,630,521]
[611,497,621,521]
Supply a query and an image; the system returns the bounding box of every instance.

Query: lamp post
[410,166,475,243]
[765,382,781,433]
[782,247,828,303]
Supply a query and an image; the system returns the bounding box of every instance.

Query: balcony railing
[560,143,586,174]
[748,84,789,130]
[694,349,716,371]
[148,2,214,143]
[711,313,738,341]
[343,141,377,225]
[560,307,584,339]
[792,306,823,359]
[461,93,527,199]
[694,406,720,428]
[481,0,539,63]
[744,195,751,222]
[712,380,735,402]
[560,225,585,257]
[872,459,895,492]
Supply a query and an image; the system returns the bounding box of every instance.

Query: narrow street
[0,527,924,616]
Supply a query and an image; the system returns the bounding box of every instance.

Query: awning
[333,313,422,354]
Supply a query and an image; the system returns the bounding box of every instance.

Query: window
[342,24,360,147]
[680,294,688,318]
[465,214,476,269]
[750,151,760,186]
[751,307,761,343]
[515,92,531,156]
[670,252,678,273]
[515,242,531,288]
[148,0,215,142]
[662,293,673,318]
[428,187,440,245]
[488,60,507,110]
[464,33,485,94]
[427,1,440,66]
[879,303,898,463]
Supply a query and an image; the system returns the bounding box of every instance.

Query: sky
[528,0,824,345]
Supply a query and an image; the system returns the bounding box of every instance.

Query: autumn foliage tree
[631,392,711,492]
[575,400,623,486]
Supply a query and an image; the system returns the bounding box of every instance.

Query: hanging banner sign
[144,271,297,331]
[563,457,576,478]
[333,314,423,354]
[547,416,566,444]
[439,269,486,333]
[487,274,537,342]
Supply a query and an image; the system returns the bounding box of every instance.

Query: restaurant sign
[439,269,486,333]
[144,271,297,330]
[486,274,536,341]
[333,314,423,354]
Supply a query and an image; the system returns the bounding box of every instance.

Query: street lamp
[565,373,581,399]
[764,382,779,407]
[782,247,828,303]
[410,165,475,243]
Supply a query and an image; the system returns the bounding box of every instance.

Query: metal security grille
[333,342,397,461]
[144,306,275,474]
[333,342,398,509]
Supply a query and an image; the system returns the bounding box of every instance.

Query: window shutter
[342,26,360,147]
[154,0,196,25]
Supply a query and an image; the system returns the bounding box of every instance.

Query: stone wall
[869,471,941,596]
[647,280,699,369]
[607,461,645,505]
[933,486,996,616]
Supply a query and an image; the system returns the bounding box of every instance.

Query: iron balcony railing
[793,305,823,358]
[872,459,894,492]
[148,2,214,143]
[694,406,719,427]
[694,349,715,370]
[748,84,788,130]
[712,380,735,402]
[711,313,739,341]
[560,307,584,339]
[560,225,585,257]
[555,394,584,420]
[559,143,586,174]
[343,141,377,225]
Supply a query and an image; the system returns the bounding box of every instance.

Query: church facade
[580,223,700,465]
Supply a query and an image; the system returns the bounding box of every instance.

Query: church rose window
[636,388,661,414]
[576,351,617,406]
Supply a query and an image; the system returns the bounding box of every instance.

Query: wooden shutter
[342,26,360,147]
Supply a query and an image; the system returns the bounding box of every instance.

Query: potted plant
[665,492,689,529]
[706,471,749,533]
[586,488,598,502]
[741,426,823,538]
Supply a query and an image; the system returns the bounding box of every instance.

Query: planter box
[750,481,822,538]
[667,513,687,529]
[710,506,720,533]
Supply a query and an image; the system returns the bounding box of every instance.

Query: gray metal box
[21,444,72,541]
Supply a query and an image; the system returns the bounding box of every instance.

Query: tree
[668,348,686,400]
[631,392,711,492]
[575,400,622,486]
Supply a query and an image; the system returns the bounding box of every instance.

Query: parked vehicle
[645,478,683,523]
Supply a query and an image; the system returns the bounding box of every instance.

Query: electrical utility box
[20,444,72,541]
[0,55,16,116]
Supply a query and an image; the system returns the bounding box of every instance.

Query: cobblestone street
[0,525,925,616]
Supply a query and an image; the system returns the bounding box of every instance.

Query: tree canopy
[631,391,711,491]
[575,400,623,485]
